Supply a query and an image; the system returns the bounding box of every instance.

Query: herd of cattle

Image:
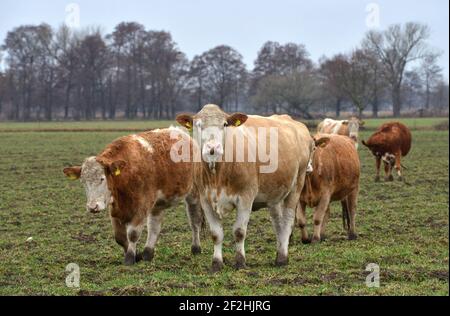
[63,104,412,271]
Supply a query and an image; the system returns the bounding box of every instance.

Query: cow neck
[201,159,223,184]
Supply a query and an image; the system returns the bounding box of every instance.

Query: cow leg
[111,217,128,253]
[320,206,331,241]
[394,152,403,181]
[202,201,224,273]
[375,156,381,182]
[143,210,163,262]
[233,200,252,269]
[185,194,203,255]
[384,161,393,181]
[346,190,358,240]
[269,202,295,266]
[295,201,310,244]
[311,194,331,243]
[124,220,144,266]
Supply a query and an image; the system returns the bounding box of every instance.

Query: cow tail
[342,201,350,231]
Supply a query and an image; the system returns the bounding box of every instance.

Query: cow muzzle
[202,142,223,160]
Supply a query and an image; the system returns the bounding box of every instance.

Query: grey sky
[1,0,448,79]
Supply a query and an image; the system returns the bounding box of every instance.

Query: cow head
[63,157,126,213]
[346,117,364,148]
[176,104,248,168]
[307,136,331,174]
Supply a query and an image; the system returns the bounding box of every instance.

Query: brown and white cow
[297,134,360,243]
[362,122,412,182]
[317,117,364,149]
[176,104,313,271]
[63,127,204,265]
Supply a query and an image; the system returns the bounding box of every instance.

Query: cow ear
[63,166,81,180]
[315,137,330,148]
[176,113,194,130]
[227,113,248,127]
[109,160,126,176]
[342,120,349,125]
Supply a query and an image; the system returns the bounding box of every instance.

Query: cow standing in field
[176,104,313,271]
[362,122,412,182]
[63,127,204,265]
[297,134,360,243]
[317,117,364,149]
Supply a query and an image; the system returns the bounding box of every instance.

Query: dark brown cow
[63,127,204,265]
[297,134,360,243]
[362,122,412,182]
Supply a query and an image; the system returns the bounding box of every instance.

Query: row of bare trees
[0,21,448,121]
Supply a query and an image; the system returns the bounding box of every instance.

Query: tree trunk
[372,95,379,118]
[335,98,342,118]
[392,86,402,117]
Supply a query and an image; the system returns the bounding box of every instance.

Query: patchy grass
[0,120,448,295]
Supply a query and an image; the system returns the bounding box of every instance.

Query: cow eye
[100,177,105,183]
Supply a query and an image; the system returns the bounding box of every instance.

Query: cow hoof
[135,252,143,262]
[275,254,288,267]
[398,176,404,182]
[143,247,155,262]
[374,176,380,182]
[310,236,321,244]
[191,245,202,255]
[124,251,136,266]
[320,234,327,242]
[348,232,358,240]
[301,238,311,245]
[385,175,394,182]
[210,259,223,273]
[234,253,247,270]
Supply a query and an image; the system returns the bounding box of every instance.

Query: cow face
[64,157,114,213]
[176,104,248,166]
[347,117,363,146]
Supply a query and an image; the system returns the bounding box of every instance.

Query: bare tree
[420,52,443,111]
[363,22,432,117]
[190,45,247,112]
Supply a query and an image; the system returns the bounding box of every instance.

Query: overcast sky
[1,0,448,79]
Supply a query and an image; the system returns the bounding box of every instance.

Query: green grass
[0,119,448,295]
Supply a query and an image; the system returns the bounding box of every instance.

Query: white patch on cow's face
[131,134,153,153]
[193,119,226,166]
[80,157,111,213]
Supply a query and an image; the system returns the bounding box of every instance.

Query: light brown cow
[176,104,313,271]
[296,134,360,243]
[317,117,364,149]
[63,127,204,265]
[362,122,412,182]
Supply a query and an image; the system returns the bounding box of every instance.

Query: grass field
[0,118,448,295]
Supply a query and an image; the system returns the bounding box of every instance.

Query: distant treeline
[0,21,448,121]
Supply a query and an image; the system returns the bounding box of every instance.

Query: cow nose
[210,147,215,155]
[88,204,99,213]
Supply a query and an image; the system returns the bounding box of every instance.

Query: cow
[296,134,360,243]
[317,117,364,149]
[63,127,204,265]
[362,122,412,182]
[176,104,313,272]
